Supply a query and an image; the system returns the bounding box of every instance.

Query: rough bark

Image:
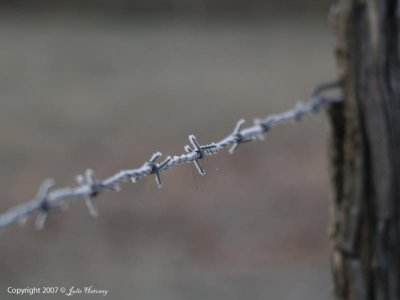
[329,0,400,299]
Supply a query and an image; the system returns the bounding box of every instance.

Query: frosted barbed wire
[0,82,342,231]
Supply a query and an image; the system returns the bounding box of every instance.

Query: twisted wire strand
[0,83,342,230]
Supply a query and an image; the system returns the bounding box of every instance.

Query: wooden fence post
[329,0,400,299]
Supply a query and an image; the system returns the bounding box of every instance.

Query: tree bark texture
[330,0,400,299]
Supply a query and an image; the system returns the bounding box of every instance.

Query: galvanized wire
[0,83,342,230]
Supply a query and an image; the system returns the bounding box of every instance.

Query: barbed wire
[0,82,342,231]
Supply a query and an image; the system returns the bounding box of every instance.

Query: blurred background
[0,1,335,299]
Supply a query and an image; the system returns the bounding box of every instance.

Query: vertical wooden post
[329,0,400,299]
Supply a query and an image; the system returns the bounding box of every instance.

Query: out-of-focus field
[0,9,335,300]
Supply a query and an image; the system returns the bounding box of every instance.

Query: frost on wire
[0,82,342,230]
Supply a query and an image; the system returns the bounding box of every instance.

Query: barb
[0,82,342,231]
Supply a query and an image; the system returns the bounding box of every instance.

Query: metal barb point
[185,143,205,176]
[185,134,207,176]
[149,152,162,163]
[34,178,55,230]
[253,118,269,141]
[233,119,245,134]
[84,197,98,218]
[146,152,171,188]
[76,172,99,218]
[36,178,55,201]
[229,119,255,154]
[84,169,100,197]
[85,169,96,185]
[35,212,47,230]
[188,135,205,159]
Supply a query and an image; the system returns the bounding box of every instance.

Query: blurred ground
[0,7,335,300]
